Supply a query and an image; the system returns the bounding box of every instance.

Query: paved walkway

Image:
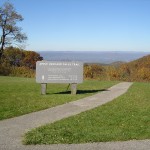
[0,82,149,150]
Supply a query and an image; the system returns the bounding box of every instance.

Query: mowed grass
[24,82,150,144]
[0,76,118,120]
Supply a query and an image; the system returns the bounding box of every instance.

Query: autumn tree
[22,51,43,69]
[0,2,27,60]
[84,64,104,79]
[0,47,43,77]
[3,47,43,69]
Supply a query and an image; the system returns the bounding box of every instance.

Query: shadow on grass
[51,89,108,95]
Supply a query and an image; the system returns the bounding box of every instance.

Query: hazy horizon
[36,50,150,53]
[39,50,150,64]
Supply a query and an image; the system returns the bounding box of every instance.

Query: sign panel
[36,61,83,83]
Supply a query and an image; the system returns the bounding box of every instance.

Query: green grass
[0,76,118,120]
[24,82,150,144]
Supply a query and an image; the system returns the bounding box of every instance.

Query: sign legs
[40,83,77,95]
[71,83,77,95]
[41,83,47,95]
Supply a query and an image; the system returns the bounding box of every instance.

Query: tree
[0,46,43,77]
[0,2,27,60]
[84,64,104,79]
[3,47,43,69]
[22,50,43,69]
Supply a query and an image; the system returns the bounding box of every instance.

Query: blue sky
[0,0,150,52]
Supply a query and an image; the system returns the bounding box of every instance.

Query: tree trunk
[0,32,5,60]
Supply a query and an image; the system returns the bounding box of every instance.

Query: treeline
[0,47,43,77]
[1,48,150,82]
[84,55,150,82]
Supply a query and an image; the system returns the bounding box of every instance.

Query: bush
[0,46,42,78]
[10,66,35,78]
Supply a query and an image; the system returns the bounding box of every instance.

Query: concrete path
[0,82,149,150]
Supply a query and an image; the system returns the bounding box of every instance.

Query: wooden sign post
[71,83,77,95]
[41,83,47,95]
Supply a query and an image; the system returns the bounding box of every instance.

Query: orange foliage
[0,47,43,77]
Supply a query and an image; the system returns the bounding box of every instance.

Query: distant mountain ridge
[110,61,126,67]
[116,54,150,81]
[84,54,150,82]
[39,51,150,64]
[127,54,150,68]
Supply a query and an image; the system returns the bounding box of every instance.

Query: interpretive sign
[36,61,83,83]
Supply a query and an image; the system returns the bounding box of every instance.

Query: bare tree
[0,2,27,60]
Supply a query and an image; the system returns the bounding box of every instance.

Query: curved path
[1,82,149,150]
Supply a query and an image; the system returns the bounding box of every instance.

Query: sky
[0,0,150,52]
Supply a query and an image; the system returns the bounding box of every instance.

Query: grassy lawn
[0,76,118,120]
[24,82,150,144]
